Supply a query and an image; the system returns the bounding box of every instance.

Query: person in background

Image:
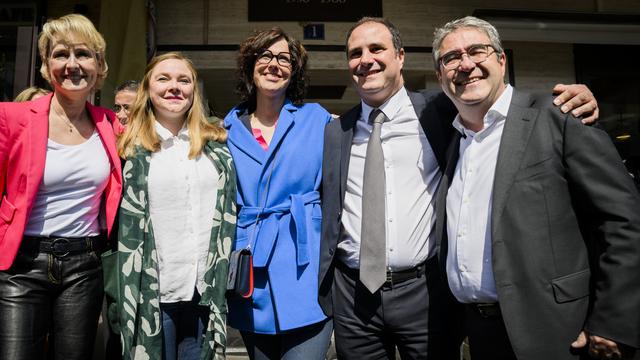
[110,52,236,360]
[113,80,138,126]
[13,86,51,102]
[0,14,122,360]
[224,27,333,360]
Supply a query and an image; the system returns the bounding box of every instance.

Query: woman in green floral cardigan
[103,52,236,360]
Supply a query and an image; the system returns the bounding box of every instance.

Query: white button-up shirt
[338,88,441,270]
[148,122,219,303]
[446,85,513,303]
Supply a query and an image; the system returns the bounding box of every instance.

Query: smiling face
[436,27,506,114]
[47,34,99,96]
[253,38,292,101]
[347,22,405,108]
[148,58,195,122]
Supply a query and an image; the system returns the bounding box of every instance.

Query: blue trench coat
[224,101,331,334]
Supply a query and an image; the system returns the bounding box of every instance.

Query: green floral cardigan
[103,140,237,360]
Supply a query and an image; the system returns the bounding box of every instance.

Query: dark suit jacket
[435,89,640,359]
[318,88,457,316]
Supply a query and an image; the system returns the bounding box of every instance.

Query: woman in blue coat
[224,27,332,359]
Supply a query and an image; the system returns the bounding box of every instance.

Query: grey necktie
[359,109,387,293]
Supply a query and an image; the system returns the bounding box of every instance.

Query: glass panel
[575,44,640,189]
[0,26,17,101]
[0,3,38,101]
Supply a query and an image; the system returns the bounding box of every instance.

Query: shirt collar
[155,121,189,142]
[361,87,410,124]
[452,84,513,138]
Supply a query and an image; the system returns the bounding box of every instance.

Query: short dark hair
[235,27,308,111]
[115,80,140,94]
[345,17,403,56]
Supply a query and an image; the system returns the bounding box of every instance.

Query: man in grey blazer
[433,16,640,360]
[318,16,602,360]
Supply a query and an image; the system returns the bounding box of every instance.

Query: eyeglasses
[113,104,130,113]
[438,44,497,70]
[255,50,292,67]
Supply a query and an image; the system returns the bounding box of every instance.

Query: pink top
[252,128,269,151]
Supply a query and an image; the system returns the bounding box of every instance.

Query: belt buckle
[51,238,71,258]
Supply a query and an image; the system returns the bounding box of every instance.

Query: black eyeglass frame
[438,44,498,70]
[254,49,293,67]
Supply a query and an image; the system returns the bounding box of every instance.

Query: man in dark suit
[318,16,601,360]
[433,16,640,360]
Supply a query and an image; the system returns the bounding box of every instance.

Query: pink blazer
[0,93,123,270]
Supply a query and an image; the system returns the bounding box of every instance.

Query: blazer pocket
[0,196,16,223]
[551,268,590,303]
[515,157,552,182]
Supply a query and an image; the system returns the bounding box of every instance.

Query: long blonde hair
[117,52,226,159]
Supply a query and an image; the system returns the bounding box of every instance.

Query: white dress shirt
[446,85,513,303]
[338,88,441,270]
[148,122,219,303]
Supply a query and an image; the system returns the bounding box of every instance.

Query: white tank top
[24,131,111,237]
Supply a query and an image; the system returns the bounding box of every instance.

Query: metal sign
[248,0,382,22]
[303,24,325,40]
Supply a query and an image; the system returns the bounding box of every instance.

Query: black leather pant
[0,244,104,360]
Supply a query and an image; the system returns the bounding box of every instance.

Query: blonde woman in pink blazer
[0,14,122,360]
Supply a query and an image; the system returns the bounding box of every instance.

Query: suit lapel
[408,90,426,119]
[224,107,266,165]
[339,104,360,200]
[411,90,454,171]
[265,102,296,162]
[87,103,121,181]
[27,94,52,203]
[491,90,539,231]
[436,131,462,272]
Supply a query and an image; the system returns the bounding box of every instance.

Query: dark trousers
[332,257,460,360]
[240,319,333,360]
[0,247,104,360]
[463,305,516,360]
[462,304,640,360]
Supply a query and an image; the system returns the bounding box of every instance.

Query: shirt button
[389,218,393,223]
[389,248,394,252]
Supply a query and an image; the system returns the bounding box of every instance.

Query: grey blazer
[435,89,640,359]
